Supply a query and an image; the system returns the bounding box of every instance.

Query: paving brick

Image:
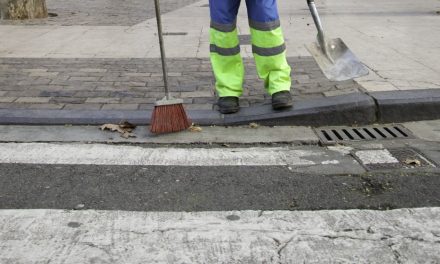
[101,76,131,82]
[124,72,151,77]
[0,57,364,112]
[292,75,310,81]
[40,91,76,97]
[0,97,17,103]
[181,91,213,98]
[50,75,72,81]
[50,97,86,104]
[27,103,65,110]
[86,97,120,104]
[336,83,357,89]
[0,103,29,109]
[94,86,122,91]
[79,68,108,73]
[175,85,197,92]
[29,72,59,77]
[193,97,215,104]
[21,69,47,73]
[323,88,360,97]
[168,72,182,77]
[110,91,145,98]
[120,97,157,104]
[6,91,42,97]
[68,72,107,77]
[18,78,51,86]
[15,97,51,103]
[127,82,147,87]
[63,103,103,110]
[138,104,155,110]
[185,104,214,110]
[0,103,12,109]
[101,104,139,110]
[69,77,101,82]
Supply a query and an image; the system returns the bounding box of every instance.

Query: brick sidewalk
[0,57,364,111]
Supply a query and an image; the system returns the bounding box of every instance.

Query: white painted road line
[354,149,399,165]
[0,208,439,263]
[0,143,322,166]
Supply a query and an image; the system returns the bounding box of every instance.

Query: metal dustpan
[305,0,369,81]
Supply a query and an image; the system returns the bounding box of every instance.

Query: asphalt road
[1,164,439,211]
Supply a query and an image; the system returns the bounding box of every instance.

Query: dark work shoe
[272,91,293,110]
[217,96,240,114]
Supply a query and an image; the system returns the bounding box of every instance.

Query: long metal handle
[307,0,326,50]
[154,0,170,99]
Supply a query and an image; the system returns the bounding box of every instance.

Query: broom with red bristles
[150,0,191,134]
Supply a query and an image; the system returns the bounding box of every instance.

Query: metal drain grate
[353,148,436,171]
[315,124,414,144]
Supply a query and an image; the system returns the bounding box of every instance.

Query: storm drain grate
[315,124,414,144]
[353,148,436,171]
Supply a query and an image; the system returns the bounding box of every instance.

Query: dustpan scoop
[305,0,369,81]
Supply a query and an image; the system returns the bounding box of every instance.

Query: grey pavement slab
[1,208,439,263]
[0,0,202,26]
[404,120,440,142]
[0,125,319,144]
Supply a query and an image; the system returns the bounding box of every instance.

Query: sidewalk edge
[0,93,376,126]
[4,89,440,126]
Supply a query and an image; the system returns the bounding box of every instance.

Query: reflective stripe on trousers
[209,0,291,97]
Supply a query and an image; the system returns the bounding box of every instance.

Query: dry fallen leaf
[189,124,203,132]
[249,123,260,129]
[121,131,137,139]
[100,122,137,138]
[404,158,421,166]
[100,124,125,134]
[119,120,136,131]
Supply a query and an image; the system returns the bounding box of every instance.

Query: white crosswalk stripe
[0,143,323,166]
[1,208,439,263]
[0,139,439,263]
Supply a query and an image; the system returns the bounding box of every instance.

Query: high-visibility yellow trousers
[209,0,291,97]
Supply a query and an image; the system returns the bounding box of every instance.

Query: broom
[150,0,191,134]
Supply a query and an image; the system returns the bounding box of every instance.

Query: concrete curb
[0,125,320,144]
[0,89,438,126]
[0,93,376,126]
[369,89,440,123]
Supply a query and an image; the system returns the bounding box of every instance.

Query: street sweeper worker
[209,0,293,114]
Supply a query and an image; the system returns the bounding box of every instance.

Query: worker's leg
[209,0,244,97]
[246,0,291,95]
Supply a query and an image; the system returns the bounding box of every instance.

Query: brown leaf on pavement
[100,124,125,134]
[121,131,137,139]
[249,123,260,129]
[189,124,203,132]
[100,122,137,138]
[404,158,422,166]
[119,120,136,131]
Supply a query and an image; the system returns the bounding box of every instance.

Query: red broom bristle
[150,104,191,134]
